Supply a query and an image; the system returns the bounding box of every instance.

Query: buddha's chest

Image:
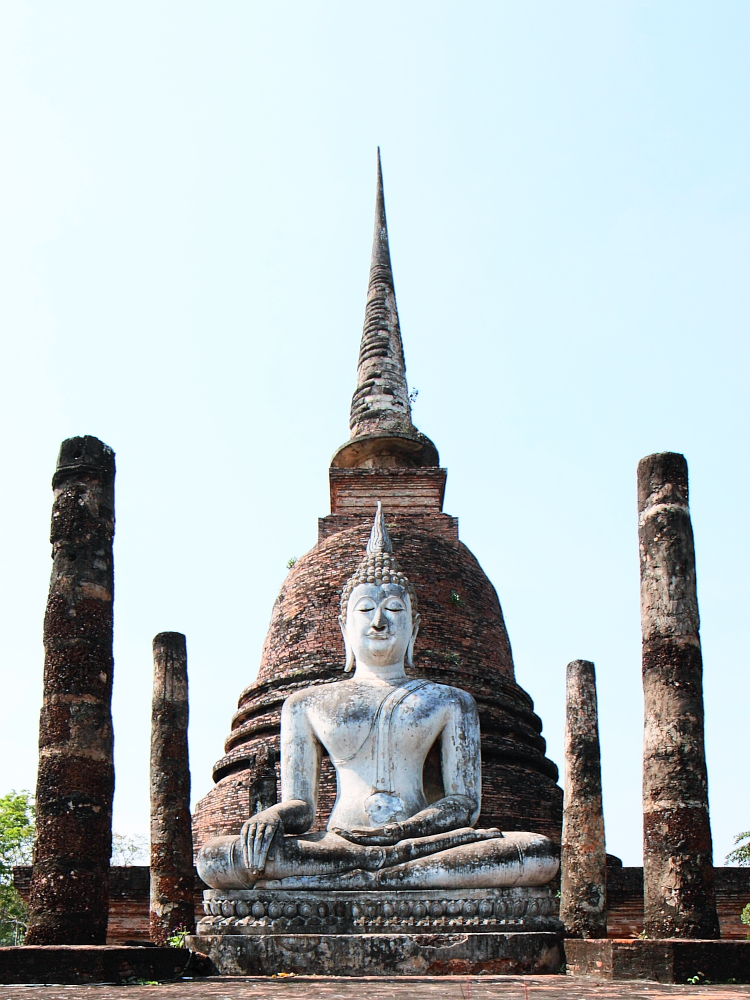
[308,683,446,769]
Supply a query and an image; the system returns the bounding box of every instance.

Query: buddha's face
[341,583,420,671]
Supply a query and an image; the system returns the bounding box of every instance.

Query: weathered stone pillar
[638,452,719,939]
[150,632,195,944]
[27,436,116,944]
[560,659,607,938]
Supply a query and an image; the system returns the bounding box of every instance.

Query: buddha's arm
[340,689,483,846]
[240,693,321,875]
[438,687,482,825]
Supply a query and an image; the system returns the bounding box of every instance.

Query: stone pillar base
[188,931,563,976]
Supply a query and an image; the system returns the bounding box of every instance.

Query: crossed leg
[198,828,557,890]
[270,831,558,889]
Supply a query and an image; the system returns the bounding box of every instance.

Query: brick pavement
[1,976,750,1000]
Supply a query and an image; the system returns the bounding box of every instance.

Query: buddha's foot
[394,827,502,864]
[277,869,379,890]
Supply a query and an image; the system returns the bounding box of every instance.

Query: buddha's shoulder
[282,682,338,711]
[282,677,476,711]
[414,679,477,710]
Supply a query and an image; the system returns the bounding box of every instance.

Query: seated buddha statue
[197,504,559,891]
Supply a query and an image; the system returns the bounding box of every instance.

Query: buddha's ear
[339,614,355,672]
[407,613,421,670]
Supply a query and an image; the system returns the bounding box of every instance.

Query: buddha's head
[339,504,420,673]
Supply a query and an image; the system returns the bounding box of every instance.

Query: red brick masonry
[0,945,201,985]
[14,865,750,945]
[565,939,750,983]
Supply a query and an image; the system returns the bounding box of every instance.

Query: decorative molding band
[198,886,561,936]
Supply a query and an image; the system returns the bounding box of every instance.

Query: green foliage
[448,590,465,608]
[726,831,750,866]
[687,973,738,986]
[166,924,189,948]
[0,790,35,945]
[726,832,750,935]
[286,557,298,569]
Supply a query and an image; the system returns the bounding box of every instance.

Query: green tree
[111,832,148,866]
[726,832,750,934]
[726,831,750,866]
[0,790,35,945]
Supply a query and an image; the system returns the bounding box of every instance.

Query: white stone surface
[197,508,559,891]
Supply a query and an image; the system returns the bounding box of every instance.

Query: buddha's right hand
[240,808,283,876]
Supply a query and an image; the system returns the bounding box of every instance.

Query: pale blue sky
[1,1,748,867]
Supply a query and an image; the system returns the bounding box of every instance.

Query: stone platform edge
[187,930,563,976]
[0,945,208,985]
[565,938,750,983]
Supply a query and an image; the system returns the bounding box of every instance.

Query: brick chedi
[193,152,562,850]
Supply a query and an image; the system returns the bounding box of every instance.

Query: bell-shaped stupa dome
[193,153,562,849]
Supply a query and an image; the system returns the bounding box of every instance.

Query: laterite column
[638,452,719,939]
[560,659,607,938]
[27,436,116,944]
[150,632,195,943]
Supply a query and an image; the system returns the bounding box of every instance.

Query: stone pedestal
[188,887,563,975]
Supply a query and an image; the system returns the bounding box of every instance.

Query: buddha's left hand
[334,823,403,845]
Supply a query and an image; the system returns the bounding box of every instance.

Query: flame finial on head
[340,503,417,613]
[367,501,393,555]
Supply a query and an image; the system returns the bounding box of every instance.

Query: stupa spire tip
[330,153,440,469]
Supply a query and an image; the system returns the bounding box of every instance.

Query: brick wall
[605,866,750,940]
[13,867,205,945]
[15,866,749,942]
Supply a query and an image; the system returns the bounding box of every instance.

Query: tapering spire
[332,150,439,469]
[349,149,412,436]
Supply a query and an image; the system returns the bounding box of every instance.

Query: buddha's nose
[371,608,386,630]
